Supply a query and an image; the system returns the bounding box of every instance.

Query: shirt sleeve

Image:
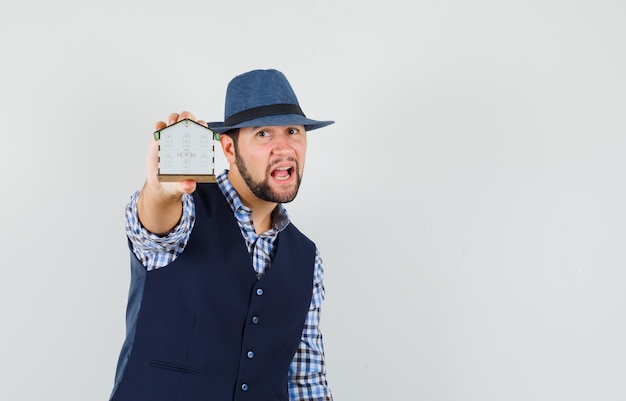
[125,190,195,271]
[288,247,333,401]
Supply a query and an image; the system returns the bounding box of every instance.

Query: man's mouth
[271,166,293,181]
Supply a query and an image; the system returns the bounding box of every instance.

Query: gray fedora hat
[206,69,334,134]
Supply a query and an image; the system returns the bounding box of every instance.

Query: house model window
[153,119,217,183]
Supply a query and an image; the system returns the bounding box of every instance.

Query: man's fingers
[166,111,198,126]
[167,112,180,126]
[178,111,195,122]
[146,136,159,177]
[177,180,197,194]
[155,112,204,135]
[154,120,167,131]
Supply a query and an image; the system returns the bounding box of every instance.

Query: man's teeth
[273,167,291,180]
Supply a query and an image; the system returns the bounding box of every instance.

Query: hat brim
[206,113,334,134]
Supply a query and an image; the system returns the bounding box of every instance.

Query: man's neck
[228,170,277,235]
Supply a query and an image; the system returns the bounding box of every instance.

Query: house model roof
[154,119,216,183]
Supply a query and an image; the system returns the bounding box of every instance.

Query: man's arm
[126,190,195,270]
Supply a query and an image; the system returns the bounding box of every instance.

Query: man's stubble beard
[234,144,303,204]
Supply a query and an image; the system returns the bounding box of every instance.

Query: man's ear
[220,134,236,164]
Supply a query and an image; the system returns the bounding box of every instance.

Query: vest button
[247,351,254,359]
[256,288,264,296]
[241,383,248,392]
[251,316,259,324]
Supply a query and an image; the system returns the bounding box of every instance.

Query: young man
[110,69,335,401]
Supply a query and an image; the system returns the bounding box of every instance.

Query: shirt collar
[216,170,290,232]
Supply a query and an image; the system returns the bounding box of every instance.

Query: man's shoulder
[281,220,316,251]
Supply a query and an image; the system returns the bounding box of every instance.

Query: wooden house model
[153,118,216,183]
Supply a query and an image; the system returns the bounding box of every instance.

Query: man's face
[233,125,307,203]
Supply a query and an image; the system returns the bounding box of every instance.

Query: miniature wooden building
[154,119,216,182]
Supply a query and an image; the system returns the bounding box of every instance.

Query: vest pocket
[150,360,201,375]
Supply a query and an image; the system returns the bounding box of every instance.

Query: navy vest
[110,184,316,401]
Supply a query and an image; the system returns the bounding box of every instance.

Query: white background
[1,1,625,400]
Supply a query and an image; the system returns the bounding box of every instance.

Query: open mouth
[270,166,294,181]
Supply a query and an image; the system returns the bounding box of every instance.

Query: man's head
[221,125,306,204]
[208,69,333,204]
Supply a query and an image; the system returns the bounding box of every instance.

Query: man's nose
[272,135,294,155]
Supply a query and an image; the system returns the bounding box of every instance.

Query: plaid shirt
[125,170,332,401]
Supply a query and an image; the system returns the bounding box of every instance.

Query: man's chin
[266,188,299,204]
[276,194,298,203]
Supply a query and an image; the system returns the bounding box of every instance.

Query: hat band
[224,104,305,126]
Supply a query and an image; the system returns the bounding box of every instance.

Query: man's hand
[139,111,207,235]
[147,111,208,197]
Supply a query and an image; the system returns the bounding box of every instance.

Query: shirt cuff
[125,191,195,269]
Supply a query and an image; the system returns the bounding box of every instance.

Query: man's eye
[289,128,299,135]
[256,130,269,137]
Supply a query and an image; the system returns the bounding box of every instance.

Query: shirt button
[247,351,254,359]
[256,288,264,296]
[252,316,259,324]
[241,383,249,392]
